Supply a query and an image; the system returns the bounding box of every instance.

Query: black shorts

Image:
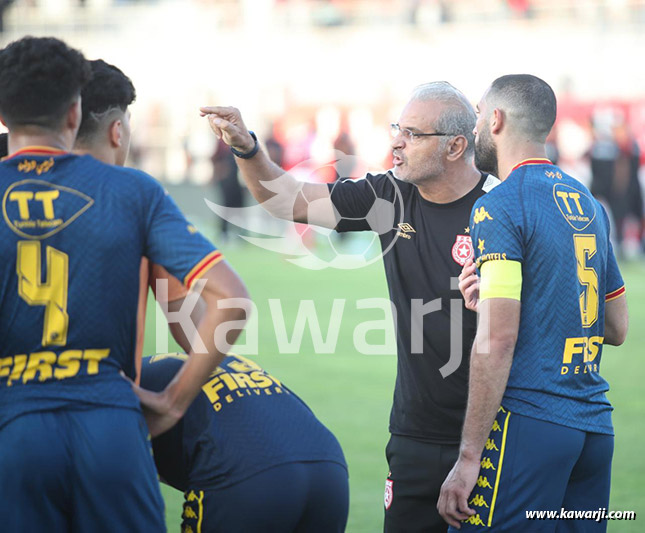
[384,434,459,533]
[181,461,348,533]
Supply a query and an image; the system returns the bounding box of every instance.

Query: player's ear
[490,108,504,135]
[446,135,468,161]
[67,97,82,132]
[108,119,123,149]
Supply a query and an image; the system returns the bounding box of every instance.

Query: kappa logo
[183,507,198,520]
[465,514,486,526]
[451,234,474,266]
[473,206,493,225]
[470,495,490,508]
[477,476,493,489]
[384,478,394,510]
[481,457,496,470]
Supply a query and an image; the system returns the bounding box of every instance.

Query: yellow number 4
[17,241,69,346]
[573,234,599,328]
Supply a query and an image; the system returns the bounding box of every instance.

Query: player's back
[471,160,625,434]
[0,148,164,429]
[141,353,347,491]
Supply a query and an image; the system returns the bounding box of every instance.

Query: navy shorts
[451,407,613,533]
[0,407,165,532]
[181,461,349,533]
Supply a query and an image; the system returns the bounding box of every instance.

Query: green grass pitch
[142,244,644,532]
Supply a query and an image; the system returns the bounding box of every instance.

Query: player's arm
[438,261,521,529]
[604,293,628,346]
[133,260,249,437]
[149,263,207,354]
[199,106,337,228]
[165,297,206,353]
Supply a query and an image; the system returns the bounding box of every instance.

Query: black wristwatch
[230,131,259,159]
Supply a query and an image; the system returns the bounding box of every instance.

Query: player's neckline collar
[4,146,68,161]
[510,158,553,173]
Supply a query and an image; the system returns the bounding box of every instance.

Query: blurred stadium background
[2,1,644,531]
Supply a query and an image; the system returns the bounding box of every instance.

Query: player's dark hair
[488,74,557,143]
[0,133,7,158]
[0,36,92,130]
[77,59,136,141]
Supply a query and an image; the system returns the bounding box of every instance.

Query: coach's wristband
[230,131,259,159]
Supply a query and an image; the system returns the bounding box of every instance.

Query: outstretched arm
[200,106,338,228]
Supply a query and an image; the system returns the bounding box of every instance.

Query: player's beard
[474,126,499,178]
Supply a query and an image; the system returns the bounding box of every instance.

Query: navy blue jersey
[0,148,219,430]
[140,354,347,491]
[470,159,625,435]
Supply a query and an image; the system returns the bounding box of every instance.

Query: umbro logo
[397,223,415,233]
[396,223,416,239]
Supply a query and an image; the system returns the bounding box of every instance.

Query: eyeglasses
[390,123,455,142]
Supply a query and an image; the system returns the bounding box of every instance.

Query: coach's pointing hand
[200,106,255,153]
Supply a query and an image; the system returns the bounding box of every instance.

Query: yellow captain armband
[479,260,522,301]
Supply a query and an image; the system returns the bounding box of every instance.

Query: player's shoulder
[88,156,161,189]
[83,156,168,204]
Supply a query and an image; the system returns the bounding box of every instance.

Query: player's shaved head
[76,59,136,143]
[483,74,556,143]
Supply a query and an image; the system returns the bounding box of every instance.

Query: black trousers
[384,434,459,533]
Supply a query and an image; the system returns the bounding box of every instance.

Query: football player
[75,58,349,533]
[0,38,248,531]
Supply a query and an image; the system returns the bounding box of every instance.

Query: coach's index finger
[199,105,241,121]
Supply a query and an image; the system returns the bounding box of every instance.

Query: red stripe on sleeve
[605,286,625,302]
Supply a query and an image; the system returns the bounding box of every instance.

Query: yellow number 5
[17,241,69,346]
[573,234,599,328]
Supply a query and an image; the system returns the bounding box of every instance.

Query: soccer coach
[201,82,497,532]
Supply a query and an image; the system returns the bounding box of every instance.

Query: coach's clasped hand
[458,257,480,312]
